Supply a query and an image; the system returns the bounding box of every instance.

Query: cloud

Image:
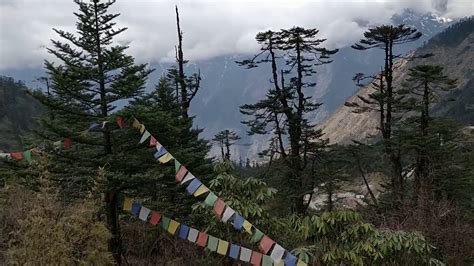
[0,0,472,70]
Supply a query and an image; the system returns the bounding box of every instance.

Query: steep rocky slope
[319,18,474,144]
[0,76,44,151]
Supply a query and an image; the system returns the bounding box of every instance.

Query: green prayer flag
[174,160,181,173]
[204,192,218,207]
[207,235,218,252]
[139,130,151,144]
[161,216,170,230]
[251,229,264,243]
[23,150,32,163]
[262,255,273,266]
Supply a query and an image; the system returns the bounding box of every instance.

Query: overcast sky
[0,0,472,71]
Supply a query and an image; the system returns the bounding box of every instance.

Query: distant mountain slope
[0,76,44,151]
[319,17,474,144]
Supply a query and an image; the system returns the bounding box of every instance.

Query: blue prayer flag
[229,244,240,259]
[130,202,141,216]
[284,252,298,266]
[154,147,168,158]
[233,214,244,230]
[178,224,189,240]
[186,179,202,195]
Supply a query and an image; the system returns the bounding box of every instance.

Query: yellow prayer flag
[132,118,141,129]
[139,124,146,134]
[80,129,89,137]
[123,197,132,211]
[274,262,285,266]
[242,220,253,234]
[217,240,229,255]
[168,220,180,235]
[297,259,308,266]
[158,153,174,163]
[193,185,209,197]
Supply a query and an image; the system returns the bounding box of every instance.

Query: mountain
[319,17,474,144]
[0,76,44,151]
[2,10,452,158]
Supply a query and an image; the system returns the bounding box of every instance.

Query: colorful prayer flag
[123,197,132,211]
[240,247,252,262]
[168,220,180,235]
[187,228,199,243]
[297,259,308,266]
[178,224,189,240]
[181,172,195,184]
[139,124,146,134]
[139,130,151,144]
[161,216,170,230]
[233,214,244,230]
[221,206,235,223]
[259,235,275,254]
[213,199,226,217]
[204,192,218,207]
[283,252,298,266]
[149,136,157,147]
[131,202,141,216]
[80,129,89,137]
[174,160,181,173]
[193,185,209,197]
[175,166,188,182]
[262,255,273,266]
[154,147,167,158]
[270,244,285,263]
[139,206,151,221]
[217,239,229,255]
[10,152,23,161]
[64,138,73,149]
[149,211,161,226]
[251,229,264,243]
[132,117,141,129]
[207,236,218,252]
[243,220,253,234]
[250,251,263,266]
[22,150,32,163]
[116,116,125,129]
[229,244,240,259]
[186,179,202,195]
[89,123,99,130]
[196,232,208,247]
[158,153,173,163]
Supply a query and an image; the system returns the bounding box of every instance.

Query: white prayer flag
[222,206,235,223]
[180,173,196,184]
[0,153,11,159]
[187,228,199,243]
[240,247,252,262]
[270,244,285,263]
[138,206,151,221]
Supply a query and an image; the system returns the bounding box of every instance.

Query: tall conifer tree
[33,0,152,262]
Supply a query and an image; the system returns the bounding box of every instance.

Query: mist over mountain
[2,10,454,159]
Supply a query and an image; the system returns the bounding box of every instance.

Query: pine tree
[400,64,456,200]
[346,24,422,198]
[239,27,337,213]
[212,130,241,160]
[32,0,152,262]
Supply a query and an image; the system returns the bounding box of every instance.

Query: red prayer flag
[258,235,275,254]
[116,116,125,129]
[176,166,188,182]
[11,152,23,161]
[196,232,208,247]
[250,251,263,265]
[149,136,157,147]
[149,211,162,226]
[64,138,73,149]
[213,199,226,217]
